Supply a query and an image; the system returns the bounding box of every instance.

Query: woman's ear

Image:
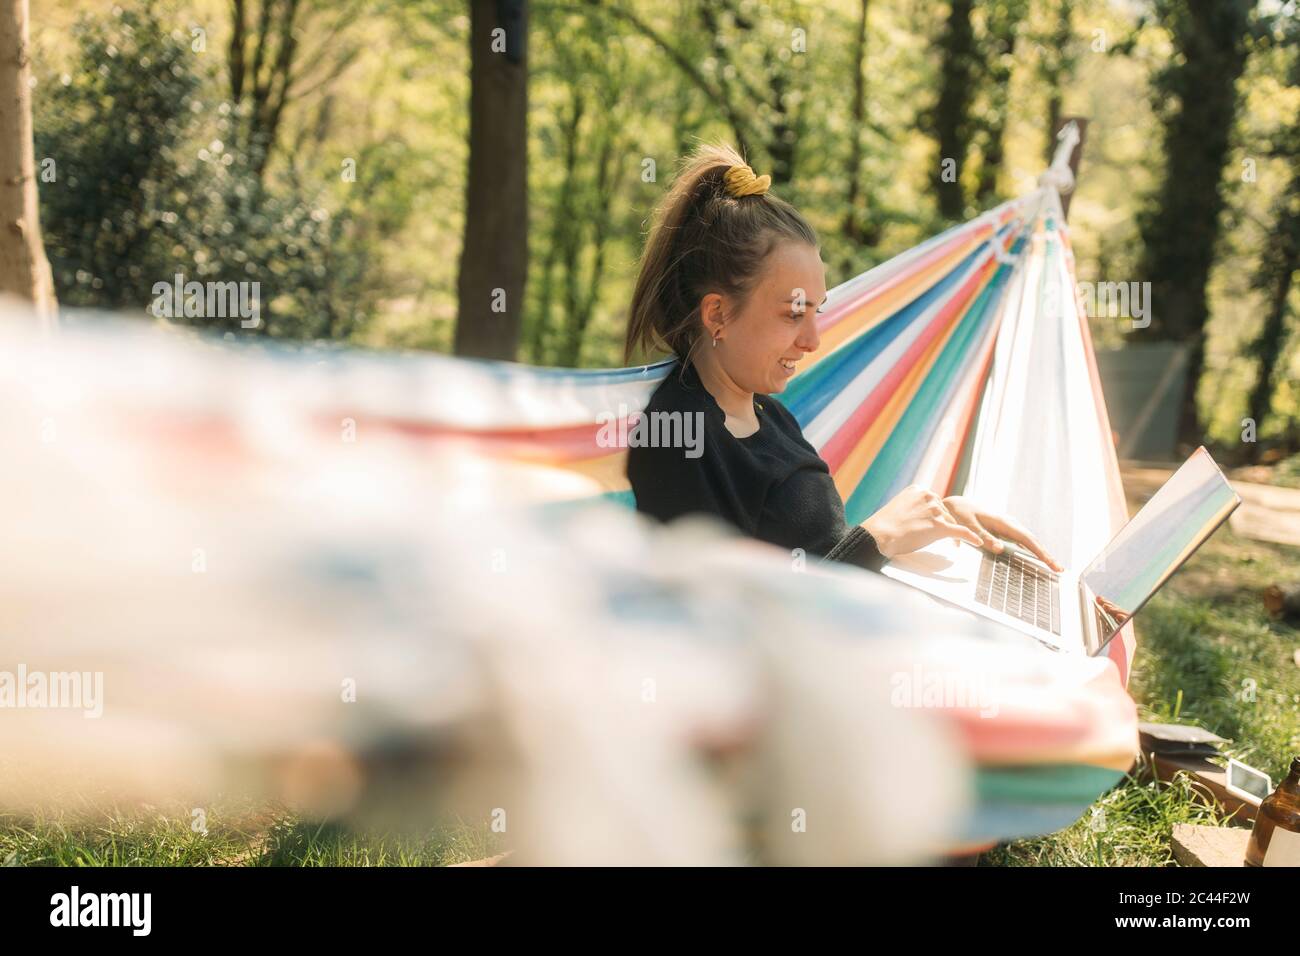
[699,292,725,339]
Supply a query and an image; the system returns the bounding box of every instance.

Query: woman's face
[704,241,826,395]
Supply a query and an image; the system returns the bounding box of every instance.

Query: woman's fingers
[982,515,1062,571]
[941,496,1064,571]
[938,516,983,548]
[1019,537,1063,572]
[878,489,1059,558]
[937,502,995,550]
[970,508,1057,567]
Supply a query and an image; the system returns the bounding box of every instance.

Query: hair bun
[723,164,771,198]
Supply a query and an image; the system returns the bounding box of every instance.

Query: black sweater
[625,360,887,573]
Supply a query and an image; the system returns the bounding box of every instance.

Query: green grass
[0,800,502,867]
[1265,452,1300,490]
[981,775,1233,867]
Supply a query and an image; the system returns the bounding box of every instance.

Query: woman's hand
[862,487,1063,571]
[941,495,1062,571]
[861,485,982,559]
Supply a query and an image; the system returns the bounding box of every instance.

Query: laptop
[880,447,1242,656]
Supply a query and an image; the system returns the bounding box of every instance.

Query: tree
[695,1,808,188]
[579,0,810,189]
[36,4,383,340]
[1134,0,1255,446]
[36,5,200,312]
[841,0,882,257]
[974,0,1029,206]
[226,0,365,182]
[926,0,1029,220]
[522,5,627,367]
[0,0,56,323]
[928,0,978,221]
[1245,38,1300,460]
[453,0,528,361]
[1037,0,1078,163]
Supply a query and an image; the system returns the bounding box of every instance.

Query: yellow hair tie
[723,163,771,198]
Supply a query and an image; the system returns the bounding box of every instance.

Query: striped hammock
[428,188,1135,678]
[412,183,1141,845]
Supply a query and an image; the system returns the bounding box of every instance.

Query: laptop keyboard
[975,550,1061,635]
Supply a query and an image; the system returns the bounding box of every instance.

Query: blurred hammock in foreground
[0,306,1135,865]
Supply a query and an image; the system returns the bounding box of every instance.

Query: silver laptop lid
[1078,447,1241,655]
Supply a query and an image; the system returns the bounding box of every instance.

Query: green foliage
[34,1,390,340]
[34,2,201,311]
[25,0,1300,443]
[1274,451,1300,489]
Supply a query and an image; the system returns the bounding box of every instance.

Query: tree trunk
[930,0,977,221]
[837,0,878,273]
[1245,258,1295,461]
[1245,156,1300,461]
[0,0,56,324]
[1135,0,1253,447]
[454,0,528,361]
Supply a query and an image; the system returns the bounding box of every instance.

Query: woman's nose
[796,315,820,353]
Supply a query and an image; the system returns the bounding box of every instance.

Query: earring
[712,334,719,348]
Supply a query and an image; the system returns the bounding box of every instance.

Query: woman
[624,143,1062,575]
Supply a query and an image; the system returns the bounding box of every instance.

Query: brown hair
[622,142,818,368]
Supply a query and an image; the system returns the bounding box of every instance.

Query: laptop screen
[1078,447,1241,653]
